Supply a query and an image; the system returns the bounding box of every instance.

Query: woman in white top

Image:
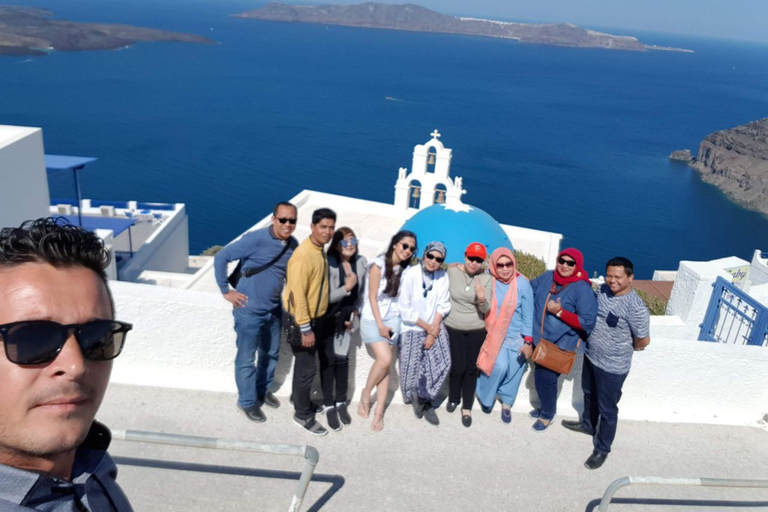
[357,230,417,431]
[397,241,452,426]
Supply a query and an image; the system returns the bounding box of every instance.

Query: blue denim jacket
[530,271,597,351]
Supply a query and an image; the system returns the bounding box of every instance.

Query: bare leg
[359,341,392,419]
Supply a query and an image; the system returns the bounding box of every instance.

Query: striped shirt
[586,284,650,374]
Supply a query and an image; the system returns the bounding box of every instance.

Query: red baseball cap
[465,242,487,260]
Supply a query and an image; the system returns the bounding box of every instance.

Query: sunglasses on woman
[400,242,416,252]
[425,253,445,264]
[557,257,576,267]
[276,217,297,225]
[495,262,514,269]
[466,256,484,264]
[0,319,132,366]
[341,237,358,248]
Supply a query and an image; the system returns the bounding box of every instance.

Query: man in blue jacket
[214,202,299,423]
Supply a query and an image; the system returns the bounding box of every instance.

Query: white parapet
[0,125,51,228]
[110,279,768,427]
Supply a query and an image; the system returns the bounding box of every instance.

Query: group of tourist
[212,201,651,470]
[0,212,653,509]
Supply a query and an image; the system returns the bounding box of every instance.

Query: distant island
[234,2,693,53]
[0,6,213,56]
[675,118,768,217]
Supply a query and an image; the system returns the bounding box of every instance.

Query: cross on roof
[430,129,441,139]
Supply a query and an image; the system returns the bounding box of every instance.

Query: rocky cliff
[0,6,213,55]
[235,3,692,52]
[691,118,768,216]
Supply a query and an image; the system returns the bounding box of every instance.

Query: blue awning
[52,215,136,237]
[45,155,97,174]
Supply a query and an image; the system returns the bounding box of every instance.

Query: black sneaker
[410,390,425,419]
[446,401,459,413]
[262,392,280,409]
[293,415,328,436]
[325,406,342,431]
[237,403,266,423]
[423,405,439,426]
[336,402,352,426]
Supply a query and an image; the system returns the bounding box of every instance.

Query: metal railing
[111,429,319,512]
[699,276,768,346]
[599,476,768,511]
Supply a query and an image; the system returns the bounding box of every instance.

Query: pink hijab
[477,248,525,376]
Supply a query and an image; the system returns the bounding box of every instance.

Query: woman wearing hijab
[475,248,534,425]
[397,241,452,426]
[529,248,598,431]
[445,242,493,428]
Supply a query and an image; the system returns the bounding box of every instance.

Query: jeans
[317,316,349,406]
[533,363,560,420]
[581,356,628,454]
[447,326,485,410]
[233,309,281,409]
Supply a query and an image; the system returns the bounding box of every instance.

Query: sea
[2,0,768,278]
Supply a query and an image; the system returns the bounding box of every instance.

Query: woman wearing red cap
[445,242,493,427]
[529,248,598,431]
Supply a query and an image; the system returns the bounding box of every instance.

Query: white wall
[0,126,50,228]
[119,206,190,281]
[110,280,768,427]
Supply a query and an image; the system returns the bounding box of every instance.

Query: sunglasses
[466,256,484,264]
[400,242,416,252]
[276,217,297,225]
[557,257,576,267]
[495,262,515,269]
[0,320,132,366]
[425,253,445,264]
[341,237,358,248]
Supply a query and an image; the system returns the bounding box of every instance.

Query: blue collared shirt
[0,422,133,511]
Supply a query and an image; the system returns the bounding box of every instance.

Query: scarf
[477,248,524,376]
[552,247,592,287]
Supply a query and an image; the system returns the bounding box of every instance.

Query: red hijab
[553,248,592,286]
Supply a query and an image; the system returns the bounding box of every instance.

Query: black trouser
[290,316,326,421]
[447,326,486,410]
[317,315,349,407]
[581,356,628,455]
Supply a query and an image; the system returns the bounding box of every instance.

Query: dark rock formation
[234,2,693,52]
[690,118,768,216]
[669,149,692,162]
[0,6,213,55]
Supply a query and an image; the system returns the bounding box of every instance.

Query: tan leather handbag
[532,292,578,375]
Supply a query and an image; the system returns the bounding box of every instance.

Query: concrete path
[99,384,768,512]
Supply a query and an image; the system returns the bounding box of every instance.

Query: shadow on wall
[524,350,586,416]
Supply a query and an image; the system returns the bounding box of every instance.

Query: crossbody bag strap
[310,255,327,328]
[540,292,551,336]
[244,240,292,278]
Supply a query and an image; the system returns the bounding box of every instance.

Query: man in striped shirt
[562,257,651,470]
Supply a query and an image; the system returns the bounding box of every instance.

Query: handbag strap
[243,239,291,278]
[312,255,327,325]
[540,292,551,335]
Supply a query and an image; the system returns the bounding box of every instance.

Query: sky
[317,0,768,43]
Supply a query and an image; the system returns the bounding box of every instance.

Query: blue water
[2,0,768,277]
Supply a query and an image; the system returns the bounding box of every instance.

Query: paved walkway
[99,384,768,512]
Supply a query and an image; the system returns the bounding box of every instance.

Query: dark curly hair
[0,217,112,286]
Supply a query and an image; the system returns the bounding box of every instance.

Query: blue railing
[91,200,130,208]
[51,198,79,206]
[699,276,768,346]
[137,202,176,211]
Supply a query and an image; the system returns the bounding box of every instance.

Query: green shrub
[636,289,668,316]
[514,250,546,279]
[201,245,224,257]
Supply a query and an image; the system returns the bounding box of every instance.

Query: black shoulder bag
[283,256,327,347]
[228,241,291,289]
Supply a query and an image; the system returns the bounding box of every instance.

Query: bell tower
[394,130,467,211]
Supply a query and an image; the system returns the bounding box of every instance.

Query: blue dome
[400,204,514,264]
